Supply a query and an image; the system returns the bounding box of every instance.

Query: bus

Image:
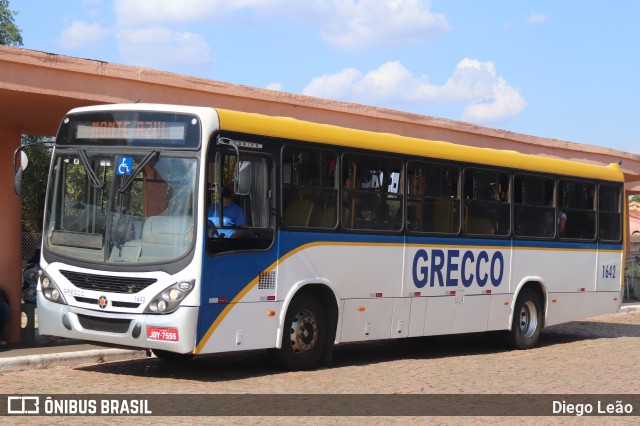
[31,103,625,370]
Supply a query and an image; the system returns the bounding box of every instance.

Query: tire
[504,288,543,350]
[272,293,326,371]
[152,349,194,363]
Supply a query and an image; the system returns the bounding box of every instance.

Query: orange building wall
[0,126,23,343]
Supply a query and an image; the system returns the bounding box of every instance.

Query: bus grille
[75,296,140,309]
[77,314,131,333]
[60,270,156,294]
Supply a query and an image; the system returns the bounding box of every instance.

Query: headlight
[39,273,67,305]
[144,280,195,314]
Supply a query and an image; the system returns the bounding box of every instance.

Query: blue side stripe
[280,231,623,251]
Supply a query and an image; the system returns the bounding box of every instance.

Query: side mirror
[13,148,29,197]
[14,166,23,197]
[235,160,252,196]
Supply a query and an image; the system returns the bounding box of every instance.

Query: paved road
[1,309,639,424]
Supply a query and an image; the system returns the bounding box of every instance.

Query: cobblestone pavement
[1,310,639,425]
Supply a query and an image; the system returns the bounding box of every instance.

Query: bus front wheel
[272,293,327,370]
[504,288,543,350]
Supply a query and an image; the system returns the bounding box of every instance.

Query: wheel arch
[276,279,340,351]
[510,278,548,331]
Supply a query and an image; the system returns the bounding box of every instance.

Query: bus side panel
[512,245,596,326]
[582,292,621,319]
[276,234,405,300]
[582,248,623,318]
[423,296,455,336]
[546,293,585,326]
[423,294,490,336]
[198,301,283,354]
[408,297,427,337]
[340,298,394,342]
[390,298,411,338]
[595,249,624,292]
[487,293,514,331]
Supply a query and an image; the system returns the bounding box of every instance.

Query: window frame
[279,144,340,230]
[405,160,461,235]
[341,152,404,233]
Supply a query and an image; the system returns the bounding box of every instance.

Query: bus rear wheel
[504,288,543,350]
[272,293,326,370]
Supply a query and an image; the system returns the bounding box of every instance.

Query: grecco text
[412,249,504,288]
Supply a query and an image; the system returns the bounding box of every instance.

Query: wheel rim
[289,309,318,356]
[519,300,538,338]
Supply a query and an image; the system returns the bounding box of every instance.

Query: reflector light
[485,290,492,294]
[503,301,509,305]
[358,306,366,311]
[375,293,383,298]
[267,311,276,317]
[449,291,456,295]
[267,295,276,301]
[414,292,421,297]
[552,299,558,303]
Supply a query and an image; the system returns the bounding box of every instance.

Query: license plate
[146,326,179,341]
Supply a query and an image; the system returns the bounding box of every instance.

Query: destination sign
[76,121,186,140]
[57,111,201,148]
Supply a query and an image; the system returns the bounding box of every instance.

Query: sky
[11,0,640,153]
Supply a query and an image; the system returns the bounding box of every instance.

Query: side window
[513,175,555,238]
[407,161,460,233]
[206,143,274,254]
[599,184,622,242]
[558,180,595,240]
[342,154,402,231]
[281,146,337,228]
[463,168,510,236]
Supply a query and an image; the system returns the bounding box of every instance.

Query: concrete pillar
[0,126,23,344]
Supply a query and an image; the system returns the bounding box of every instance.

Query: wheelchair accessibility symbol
[117,157,133,175]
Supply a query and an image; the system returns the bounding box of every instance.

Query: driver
[207,188,244,238]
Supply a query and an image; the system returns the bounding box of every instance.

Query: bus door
[197,142,279,353]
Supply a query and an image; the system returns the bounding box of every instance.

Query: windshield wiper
[118,150,160,193]
[77,149,103,189]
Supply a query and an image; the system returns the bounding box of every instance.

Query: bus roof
[217,108,623,183]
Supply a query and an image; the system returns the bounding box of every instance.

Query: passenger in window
[557,209,567,236]
[208,188,245,238]
[543,201,567,237]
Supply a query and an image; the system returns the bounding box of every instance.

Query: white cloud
[526,14,549,25]
[113,0,448,51]
[304,68,363,99]
[321,0,449,50]
[114,0,285,26]
[461,79,528,122]
[303,59,527,122]
[59,21,112,49]
[265,82,284,91]
[117,27,214,69]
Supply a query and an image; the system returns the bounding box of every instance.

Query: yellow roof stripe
[216,109,623,182]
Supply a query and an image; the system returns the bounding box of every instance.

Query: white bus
[31,103,625,369]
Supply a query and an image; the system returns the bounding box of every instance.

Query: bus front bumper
[37,291,198,354]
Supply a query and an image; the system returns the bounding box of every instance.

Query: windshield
[44,151,197,265]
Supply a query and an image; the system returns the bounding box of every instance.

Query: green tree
[0,0,23,47]
[631,194,640,203]
[21,135,53,232]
